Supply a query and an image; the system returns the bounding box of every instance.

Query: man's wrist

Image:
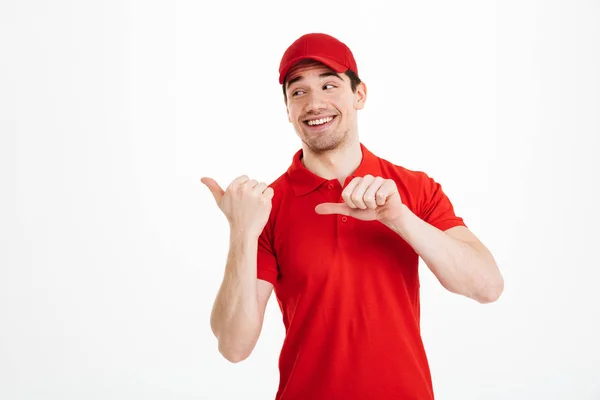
[387,203,413,236]
[229,227,260,247]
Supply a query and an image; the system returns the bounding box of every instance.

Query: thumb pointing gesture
[201,177,225,204]
[315,203,352,216]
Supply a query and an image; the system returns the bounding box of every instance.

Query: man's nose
[305,91,327,114]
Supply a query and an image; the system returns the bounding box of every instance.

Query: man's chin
[303,135,344,153]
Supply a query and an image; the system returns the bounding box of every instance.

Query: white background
[1,0,599,399]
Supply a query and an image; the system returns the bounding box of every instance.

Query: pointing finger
[200,177,225,203]
[315,202,351,216]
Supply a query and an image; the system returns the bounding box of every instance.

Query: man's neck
[301,139,363,186]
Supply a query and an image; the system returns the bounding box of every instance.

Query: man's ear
[283,87,292,122]
[285,98,292,123]
[354,82,367,110]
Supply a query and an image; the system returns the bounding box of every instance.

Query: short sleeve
[257,224,279,286]
[417,172,467,231]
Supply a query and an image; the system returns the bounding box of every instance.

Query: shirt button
[328,183,334,189]
[341,216,348,222]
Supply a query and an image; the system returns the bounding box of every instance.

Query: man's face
[284,61,366,153]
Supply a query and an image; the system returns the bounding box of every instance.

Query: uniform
[258,143,466,399]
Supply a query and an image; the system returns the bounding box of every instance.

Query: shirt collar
[286,142,383,197]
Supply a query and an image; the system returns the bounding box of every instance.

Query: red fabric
[257,143,466,400]
[278,33,358,84]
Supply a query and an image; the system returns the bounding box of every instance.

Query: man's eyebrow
[286,75,303,88]
[319,71,343,80]
[286,71,344,89]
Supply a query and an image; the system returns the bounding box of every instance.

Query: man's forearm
[210,233,262,361]
[389,204,503,303]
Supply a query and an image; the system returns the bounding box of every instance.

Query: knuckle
[236,175,249,184]
[232,175,248,188]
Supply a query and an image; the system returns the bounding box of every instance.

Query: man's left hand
[315,175,406,229]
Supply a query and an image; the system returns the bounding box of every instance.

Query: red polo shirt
[257,143,466,400]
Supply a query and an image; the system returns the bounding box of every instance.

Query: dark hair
[282,69,362,103]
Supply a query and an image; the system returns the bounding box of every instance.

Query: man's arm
[314,175,503,304]
[201,175,275,363]
[389,204,503,303]
[210,232,274,363]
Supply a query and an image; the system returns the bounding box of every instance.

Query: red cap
[278,33,358,84]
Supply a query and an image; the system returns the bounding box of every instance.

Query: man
[201,33,503,400]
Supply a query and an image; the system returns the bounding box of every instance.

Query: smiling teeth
[307,116,333,126]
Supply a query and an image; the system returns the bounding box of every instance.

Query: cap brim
[279,56,348,85]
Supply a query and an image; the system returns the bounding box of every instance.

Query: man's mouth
[303,115,337,129]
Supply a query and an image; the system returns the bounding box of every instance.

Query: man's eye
[323,84,336,90]
[292,90,305,96]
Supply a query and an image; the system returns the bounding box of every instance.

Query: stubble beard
[299,126,350,154]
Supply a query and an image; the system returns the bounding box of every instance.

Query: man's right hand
[201,175,275,238]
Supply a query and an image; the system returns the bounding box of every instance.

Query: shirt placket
[324,180,350,239]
